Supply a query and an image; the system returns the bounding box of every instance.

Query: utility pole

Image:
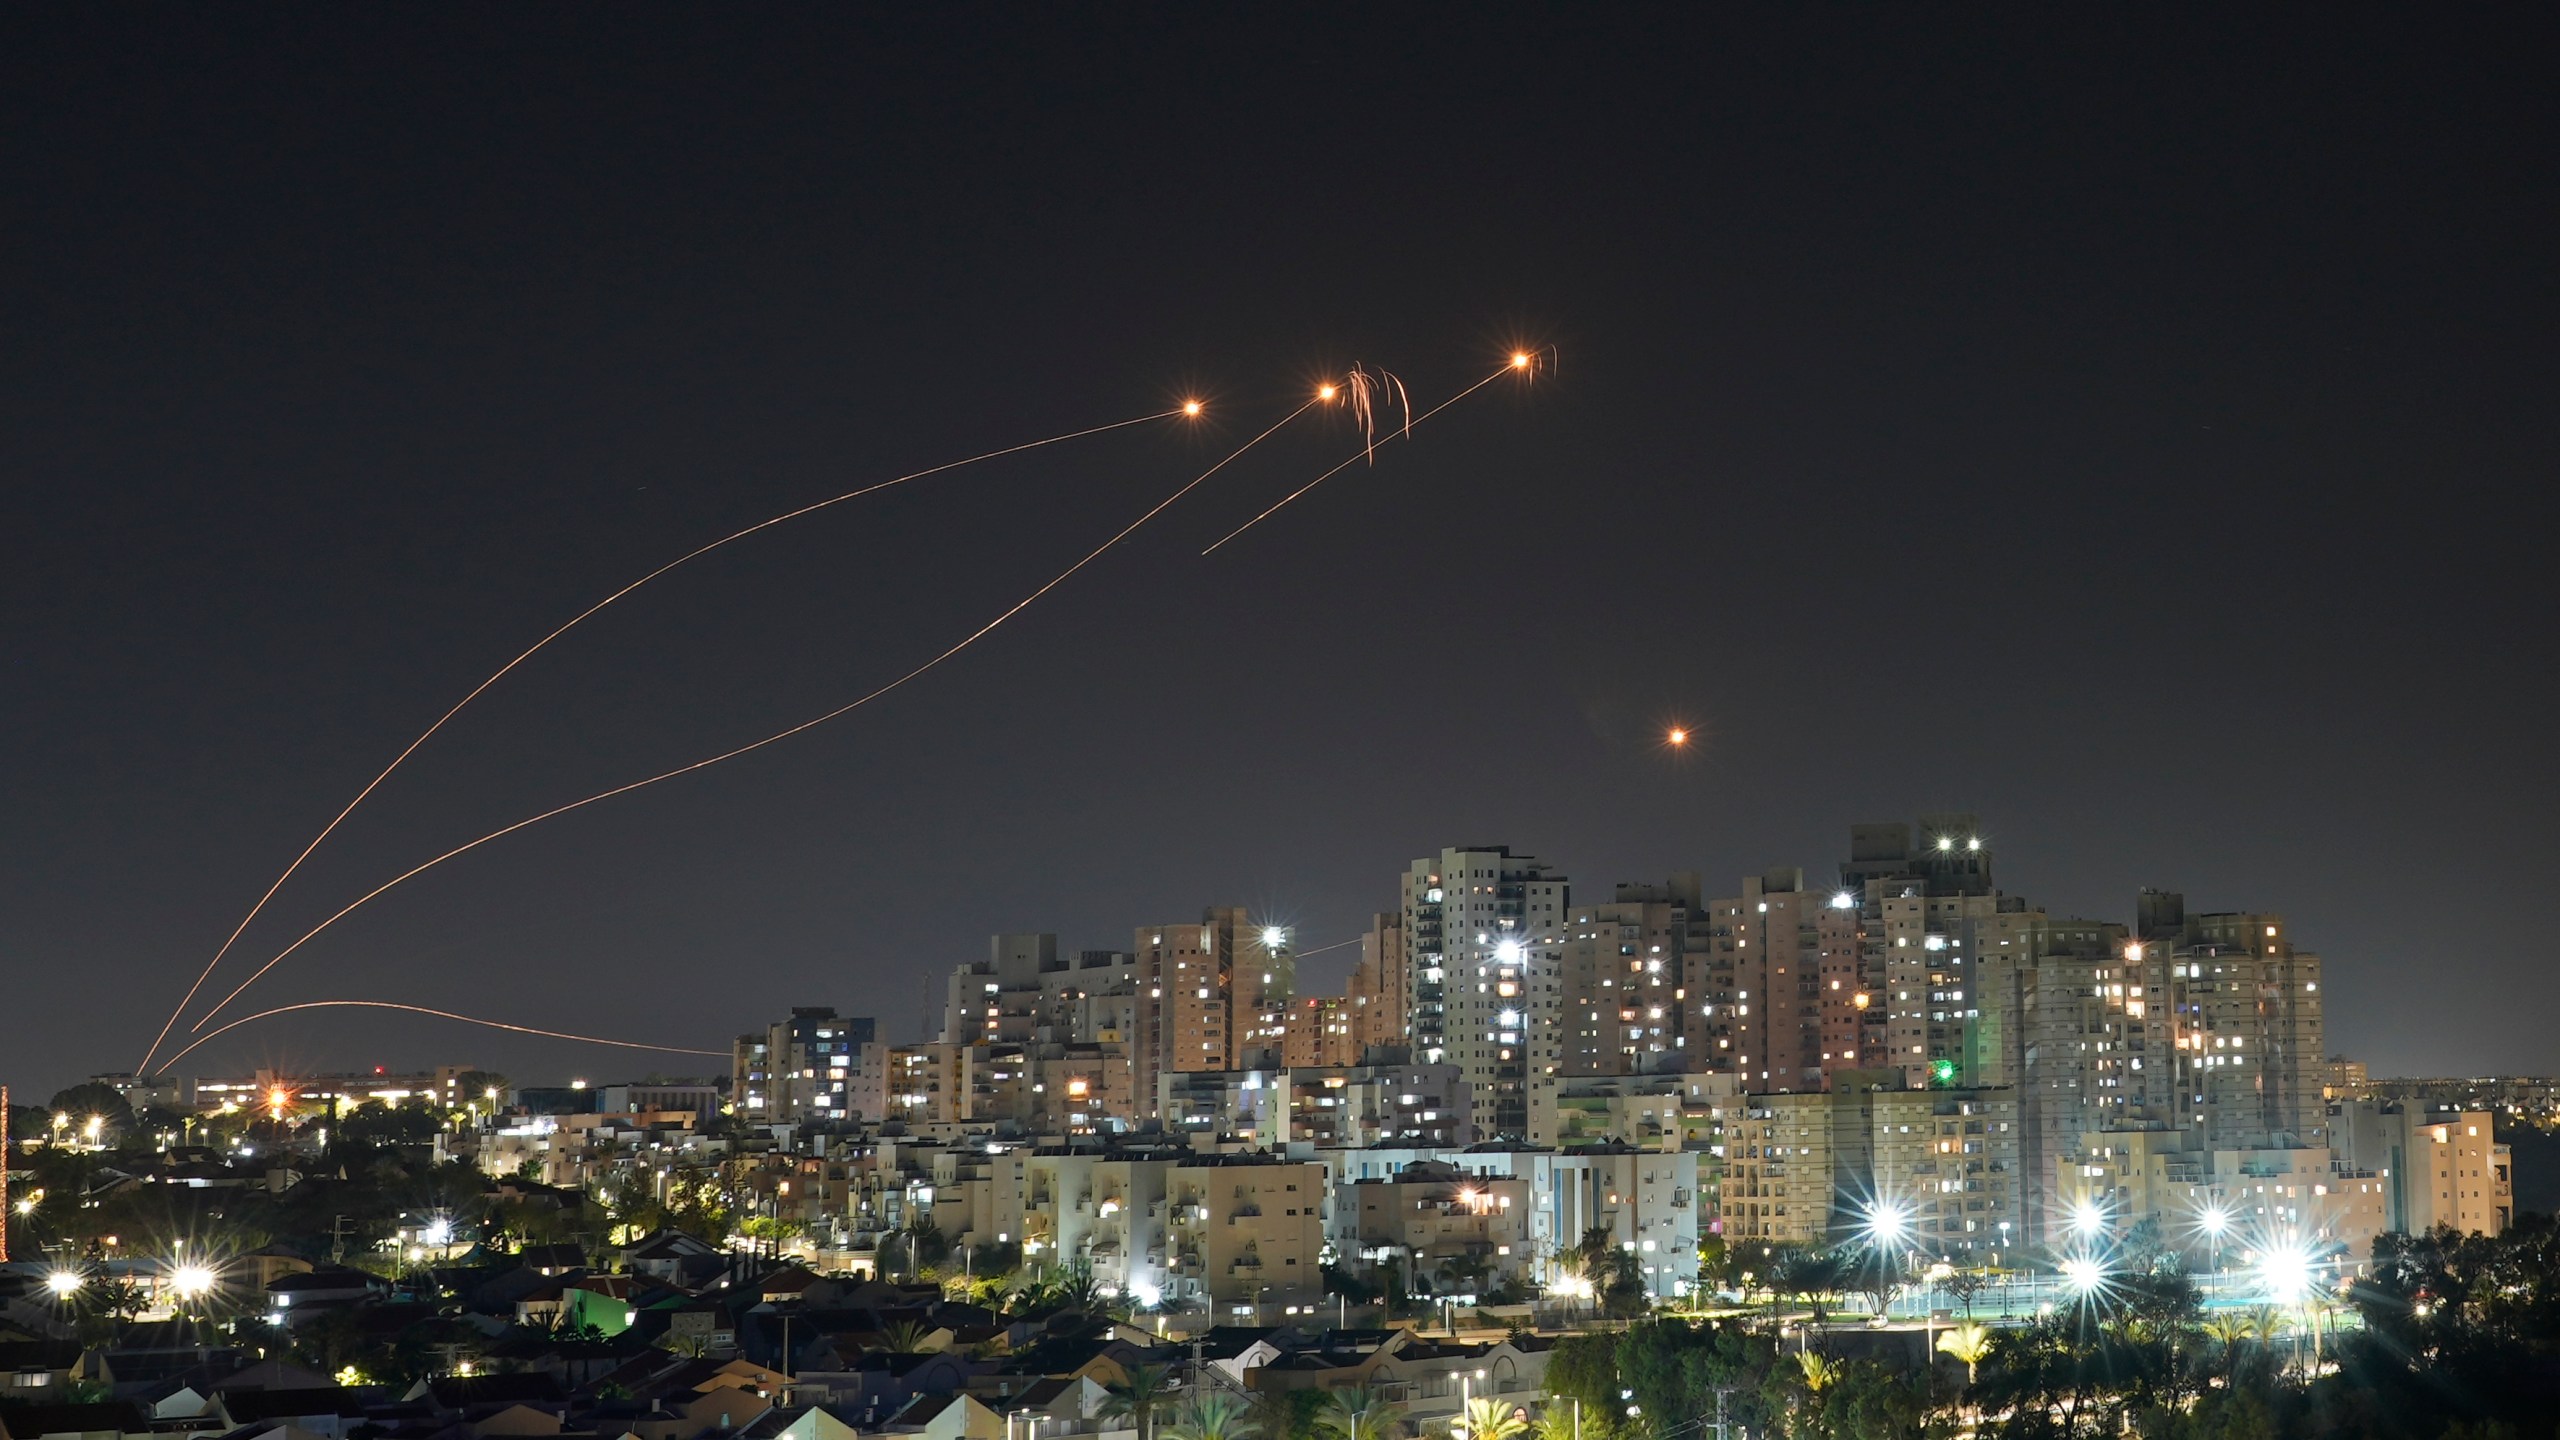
[330,1214,355,1266]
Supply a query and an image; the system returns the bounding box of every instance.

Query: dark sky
[6,8,2555,1096]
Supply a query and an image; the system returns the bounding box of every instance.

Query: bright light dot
[1510,351,1532,369]
[1966,836,1981,851]
[46,1270,83,1297]
[1318,384,1338,400]
[1936,835,1954,852]
[1497,1010,1521,1028]
[171,1264,216,1298]
[1666,727,1688,746]
[2071,1201,2107,1239]
[1494,939,1525,964]
[2198,1206,2229,1237]
[2062,1256,2106,1294]
[1864,1200,1910,1246]
[2261,1242,2314,1303]
[1262,926,1286,950]
[1182,400,1203,416]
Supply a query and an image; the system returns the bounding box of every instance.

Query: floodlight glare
[1262,926,1286,950]
[2197,1206,2230,1237]
[171,1264,216,1298]
[1863,1199,1911,1247]
[2061,1256,2106,1295]
[2260,1242,2315,1304]
[2070,1200,2107,1239]
[45,1270,84,1297]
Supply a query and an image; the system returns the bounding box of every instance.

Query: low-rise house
[0,1341,83,1400]
[620,1233,723,1288]
[881,1393,1002,1440]
[210,1385,376,1439]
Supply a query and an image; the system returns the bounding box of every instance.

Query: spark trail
[1200,352,1537,556]
[138,406,1187,1074]
[186,396,1321,1035]
[160,1000,726,1071]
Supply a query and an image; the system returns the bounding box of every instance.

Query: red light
[374,1066,385,1075]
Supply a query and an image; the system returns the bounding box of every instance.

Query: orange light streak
[139,407,1185,1075]
[161,1001,726,1071]
[186,400,1318,1034]
[1198,357,1529,556]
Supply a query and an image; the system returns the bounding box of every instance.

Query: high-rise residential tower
[1402,845,1570,1140]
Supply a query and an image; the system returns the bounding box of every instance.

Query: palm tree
[1103,1364,1177,1440]
[1795,1351,1837,1394]
[881,1319,934,1355]
[1937,1321,1993,1389]
[1163,1393,1258,1440]
[1316,1387,1400,1440]
[1528,1405,1577,1440]
[1457,1398,1525,1440]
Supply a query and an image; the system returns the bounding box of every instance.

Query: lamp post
[2198,1205,2230,1302]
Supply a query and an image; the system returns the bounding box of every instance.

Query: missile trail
[1199,356,1531,556]
[186,397,1320,1035]
[138,407,1185,1074]
[160,1000,726,1071]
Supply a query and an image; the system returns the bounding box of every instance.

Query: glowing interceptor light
[1183,400,1203,416]
[1666,727,1688,746]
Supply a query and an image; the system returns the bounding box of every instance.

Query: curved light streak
[139,408,1184,1073]
[189,399,1319,1033]
[161,1000,727,1071]
[1199,359,1525,555]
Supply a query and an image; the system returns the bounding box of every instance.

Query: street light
[46,1269,84,1298]
[2069,1199,2108,1243]
[2197,1205,2231,1292]
[1862,1198,1911,1249]
[2259,1241,2314,1305]
[2060,1255,2106,1301]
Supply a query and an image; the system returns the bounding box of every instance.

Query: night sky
[6,9,2555,1094]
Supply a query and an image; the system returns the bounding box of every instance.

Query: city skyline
[9,10,2555,1093]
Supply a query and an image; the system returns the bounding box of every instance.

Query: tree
[1936,1321,1992,1389]
[1103,1364,1177,1440]
[1457,1398,1526,1440]
[881,1319,935,1354]
[1252,1389,1331,1440]
[1772,1249,1850,1328]
[1317,1386,1400,1440]
[1164,1394,1258,1440]
[1543,1332,1623,1433]
[47,1084,136,1136]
